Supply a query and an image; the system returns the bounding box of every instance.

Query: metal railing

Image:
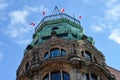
[35,13,80,31]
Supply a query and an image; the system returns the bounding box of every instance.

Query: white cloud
[10,10,28,24]
[109,29,120,44]
[24,5,39,12]
[5,24,31,38]
[91,0,120,33]
[0,2,8,10]
[91,26,103,32]
[105,4,120,21]
[15,39,31,45]
[106,0,117,7]
[105,0,120,21]
[3,5,49,45]
[4,25,32,45]
[4,9,33,45]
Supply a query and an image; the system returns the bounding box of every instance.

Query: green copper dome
[24,7,95,54]
[32,13,84,45]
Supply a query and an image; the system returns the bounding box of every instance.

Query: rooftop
[35,7,81,32]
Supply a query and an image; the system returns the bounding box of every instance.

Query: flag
[42,11,46,16]
[30,22,35,26]
[60,8,64,13]
[79,16,82,19]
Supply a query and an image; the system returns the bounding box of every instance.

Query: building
[16,7,119,80]
[106,66,120,80]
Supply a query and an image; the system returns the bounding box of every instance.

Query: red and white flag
[42,11,46,16]
[60,8,64,13]
[30,22,35,26]
[79,16,82,19]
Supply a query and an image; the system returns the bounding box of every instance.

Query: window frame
[43,70,70,80]
[44,48,66,59]
[83,73,98,80]
[50,48,60,58]
[84,51,92,60]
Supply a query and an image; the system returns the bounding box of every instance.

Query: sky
[0,0,120,80]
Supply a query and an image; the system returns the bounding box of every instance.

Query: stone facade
[17,36,115,80]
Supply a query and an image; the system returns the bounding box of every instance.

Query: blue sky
[0,0,120,80]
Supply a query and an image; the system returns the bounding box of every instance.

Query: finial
[52,6,61,15]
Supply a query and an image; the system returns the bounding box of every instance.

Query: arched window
[43,71,70,80]
[44,48,66,59]
[85,51,92,60]
[50,48,60,57]
[84,73,98,80]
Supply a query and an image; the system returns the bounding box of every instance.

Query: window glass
[44,74,49,80]
[85,51,92,60]
[51,72,61,80]
[91,73,97,80]
[57,33,68,37]
[44,48,66,59]
[72,33,77,38]
[94,57,97,63]
[63,72,70,80]
[50,48,60,57]
[25,62,29,71]
[61,49,66,56]
[84,73,90,80]
[52,27,59,30]
[42,36,51,40]
[44,52,49,59]
[43,71,70,80]
[81,51,84,57]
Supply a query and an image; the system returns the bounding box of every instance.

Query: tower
[16,7,116,80]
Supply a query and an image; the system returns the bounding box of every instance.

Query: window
[81,51,84,57]
[44,48,66,59]
[57,33,68,37]
[84,73,90,80]
[52,27,59,30]
[51,71,61,80]
[43,71,70,80]
[61,49,66,56]
[91,73,97,80]
[45,52,49,59]
[94,57,97,63]
[42,36,51,40]
[72,33,77,38]
[25,62,29,71]
[44,74,49,80]
[63,71,70,80]
[85,51,92,60]
[84,73,98,80]
[50,48,60,57]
